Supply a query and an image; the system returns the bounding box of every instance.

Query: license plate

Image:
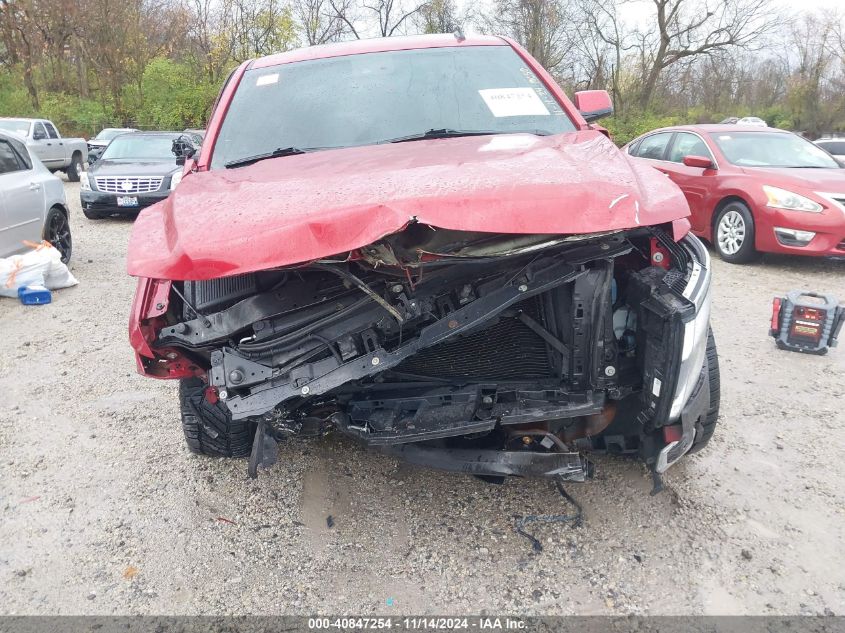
[117,196,139,207]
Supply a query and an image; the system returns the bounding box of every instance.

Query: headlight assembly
[80,172,91,191]
[170,169,183,190]
[669,235,712,421]
[763,185,823,213]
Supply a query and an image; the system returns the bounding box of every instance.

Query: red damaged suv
[127,35,717,486]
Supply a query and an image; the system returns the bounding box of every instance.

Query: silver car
[814,138,845,166]
[0,131,72,262]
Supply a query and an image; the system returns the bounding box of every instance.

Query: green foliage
[0,67,115,137]
[603,112,684,146]
[602,106,802,147]
[0,69,37,117]
[130,57,220,130]
[0,58,222,136]
[38,93,116,137]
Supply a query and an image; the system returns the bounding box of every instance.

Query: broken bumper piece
[379,444,593,480]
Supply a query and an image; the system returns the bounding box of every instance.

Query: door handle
[29,182,41,190]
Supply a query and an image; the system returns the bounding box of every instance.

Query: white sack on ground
[0,243,79,298]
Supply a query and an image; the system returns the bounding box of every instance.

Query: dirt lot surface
[1,179,844,616]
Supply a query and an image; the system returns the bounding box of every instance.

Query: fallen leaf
[123,566,139,580]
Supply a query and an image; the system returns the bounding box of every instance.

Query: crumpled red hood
[127,130,688,280]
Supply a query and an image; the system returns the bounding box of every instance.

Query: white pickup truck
[0,118,88,181]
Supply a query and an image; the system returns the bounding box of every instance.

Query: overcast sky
[614,0,843,26]
[463,0,843,29]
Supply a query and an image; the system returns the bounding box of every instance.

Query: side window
[633,133,672,160]
[668,132,711,163]
[7,136,33,169]
[32,122,48,140]
[0,139,24,174]
[44,122,59,139]
[819,141,845,155]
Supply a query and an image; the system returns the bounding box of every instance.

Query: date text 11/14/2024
[307,617,528,630]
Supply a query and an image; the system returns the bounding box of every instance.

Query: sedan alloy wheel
[717,209,746,255]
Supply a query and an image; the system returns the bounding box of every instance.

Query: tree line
[1,0,844,143]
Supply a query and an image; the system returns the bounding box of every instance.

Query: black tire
[179,377,255,457]
[43,206,72,263]
[688,329,720,454]
[83,207,104,220]
[66,152,83,182]
[713,201,759,263]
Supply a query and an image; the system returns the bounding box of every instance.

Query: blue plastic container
[18,285,52,305]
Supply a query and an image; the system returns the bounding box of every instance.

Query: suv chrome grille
[95,176,163,194]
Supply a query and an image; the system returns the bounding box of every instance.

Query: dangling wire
[513,476,583,552]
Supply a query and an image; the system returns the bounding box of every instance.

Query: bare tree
[360,0,426,37]
[786,11,841,136]
[634,0,776,108]
[0,0,41,107]
[185,0,238,82]
[229,0,298,59]
[324,0,360,38]
[479,0,577,72]
[294,0,354,44]
[572,0,638,111]
[413,0,463,34]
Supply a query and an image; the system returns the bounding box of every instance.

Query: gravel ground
[1,179,844,616]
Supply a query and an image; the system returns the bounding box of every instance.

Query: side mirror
[574,90,613,122]
[172,136,196,161]
[683,155,715,169]
[176,145,196,166]
[33,129,46,141]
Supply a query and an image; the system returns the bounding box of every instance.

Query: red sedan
[625,125,845,263]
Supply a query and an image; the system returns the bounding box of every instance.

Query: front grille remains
[396,303,553,380]
[95,176,163,193]
[183,274,258,316]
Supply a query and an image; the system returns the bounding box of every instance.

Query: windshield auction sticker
[256,73,279,86]
[478,88,550,117]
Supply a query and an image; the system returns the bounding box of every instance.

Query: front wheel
[179,378,255,457]
[714,202,759,263]
[688,329,720,454]
[66,153,83,182]
[43,207,72,263]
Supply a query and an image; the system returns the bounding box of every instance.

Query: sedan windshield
[711,131,839,168]
[0,120,31,136]
[102,136,176,160]
[211,46,576,169]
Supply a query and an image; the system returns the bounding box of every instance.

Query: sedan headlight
[80,172,91,191]
[170,169,183,190]
[763,185,823,213]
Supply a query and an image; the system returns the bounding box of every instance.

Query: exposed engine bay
[145,225,710,482]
